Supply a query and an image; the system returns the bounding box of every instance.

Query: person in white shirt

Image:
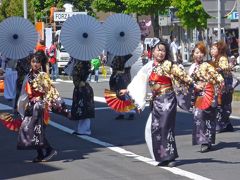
[170,36,178,62]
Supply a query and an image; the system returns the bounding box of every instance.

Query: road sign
[158,16,171,26]
[201,0,236,18]
[54,12,87,22]
[144,38,153,45]
[228,11,239,20]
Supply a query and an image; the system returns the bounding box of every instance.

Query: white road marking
[0,96,238,120]
[60,79,110,83]
[50,120,212,180]
[1,96,239,179]
[63,97,110,110]
[0,103,12,110]
[0,97,111,111]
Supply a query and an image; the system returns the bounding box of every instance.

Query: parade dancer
[189,42,224,152]
[120,38,194,167]
[17,51,69,162]
[210,41,235,133]
[70,59,95,135]
[109,54,135,120]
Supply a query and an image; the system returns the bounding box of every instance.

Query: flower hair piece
[149,38,160,49]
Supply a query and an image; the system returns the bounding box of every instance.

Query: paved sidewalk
[231,101,240,117]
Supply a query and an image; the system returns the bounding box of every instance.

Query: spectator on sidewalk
[170,36,178,62]
[48,41,58,81]
[89,57,101,82]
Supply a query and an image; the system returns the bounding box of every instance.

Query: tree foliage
[92,0,126,13]
[33,0,95,20]
[33,0,65,21]
[171,0,210,30]
[0,0,210,31]
[0,0,95,22]
[92,0,171,37]
[122,0,170,15]
[0,0,35,22]
[122,0,170,37]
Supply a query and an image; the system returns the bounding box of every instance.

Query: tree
[0,0,10,21]
[33,0,64,21]
[122,0,170,37]
[0,0,35,22]
[171,0,209,30]
[69,0,95,16]
[92,0,126,13]
[32,0,95,21]
[93,0,171,37]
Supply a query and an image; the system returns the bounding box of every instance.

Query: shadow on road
[177,157,240,166]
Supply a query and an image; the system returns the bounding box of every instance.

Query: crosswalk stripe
[50,120,212,180]
[0,103,12,110]
[0,96,109,111]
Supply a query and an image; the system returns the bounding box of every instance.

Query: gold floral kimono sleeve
[160,61,193,88]
[32,72,68,114]
[195,62,224,86]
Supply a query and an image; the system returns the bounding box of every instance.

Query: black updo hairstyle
[34,50,48,72]
[150,38,173,62]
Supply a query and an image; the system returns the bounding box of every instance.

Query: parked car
[55,30,70,74]
[57,45,70,74]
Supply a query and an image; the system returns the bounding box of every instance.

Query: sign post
[23,0,27,19]
[218,0,221,40]
[238,0,240,55]
[54,12,87,22]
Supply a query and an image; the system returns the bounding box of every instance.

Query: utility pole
[217,0,221,40]
[23,0,27,19]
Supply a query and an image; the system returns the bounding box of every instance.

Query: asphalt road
[0,77,240,180]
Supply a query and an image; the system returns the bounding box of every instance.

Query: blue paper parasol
[60,14,106,61]
[103,13,141,56]
[0,16,38,59]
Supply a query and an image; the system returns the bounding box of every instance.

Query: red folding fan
[3,118,22,131]
[104,89,135,112]
[0,113,22,131]
[0,113,13,122]
[195,83,214,110]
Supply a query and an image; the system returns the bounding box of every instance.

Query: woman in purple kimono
[120,38,193,167]
[189,42,224,152]
[17,51,69,162]
[210,41,236,133]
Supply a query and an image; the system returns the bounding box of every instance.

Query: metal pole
[238,0,240,55]
[217,0,221,40]
[23,0,27,19]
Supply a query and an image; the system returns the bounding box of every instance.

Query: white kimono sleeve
[17,76,29,119]
[127,61,153,110]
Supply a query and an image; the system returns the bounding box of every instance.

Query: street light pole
[238,0,240,55]
[23,0,27,19]
[217,0,221,40]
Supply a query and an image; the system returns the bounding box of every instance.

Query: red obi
[149,72,172,85]
[149,72,173,95]
[25,81,50,125]
[25,82,44,99]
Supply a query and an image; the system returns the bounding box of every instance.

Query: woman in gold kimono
[120,38,194,167]
[189,42,224,152]
[17,51,69,162]
[210,41,235,133]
